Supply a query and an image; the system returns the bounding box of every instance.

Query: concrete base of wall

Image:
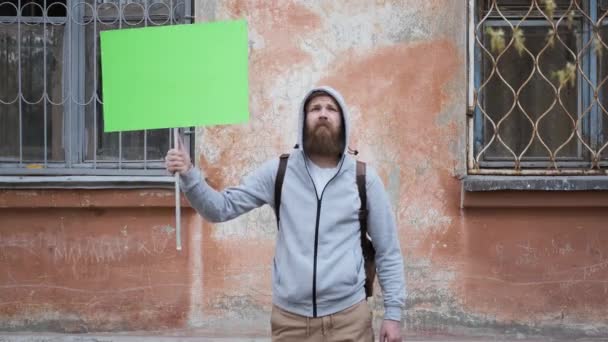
[0,332,563,342]
[0,333,266,342]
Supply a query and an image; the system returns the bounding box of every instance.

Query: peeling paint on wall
[2,0,608,339]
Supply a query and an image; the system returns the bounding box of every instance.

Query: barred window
[469,0,608,174]
[0,0,192,177]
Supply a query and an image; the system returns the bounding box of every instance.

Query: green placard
[100,20,249,132]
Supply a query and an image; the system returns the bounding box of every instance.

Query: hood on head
[297,86,350,155]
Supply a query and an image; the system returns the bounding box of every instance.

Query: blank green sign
[100,20,249,132]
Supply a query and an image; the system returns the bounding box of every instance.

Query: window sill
[0,176,176,189]
[0,176,191,209]
[461,175,608,208]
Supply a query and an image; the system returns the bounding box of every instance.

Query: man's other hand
[379,319,402,342]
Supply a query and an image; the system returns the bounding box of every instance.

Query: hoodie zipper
[311,198,321,318]
[304,155,345,318]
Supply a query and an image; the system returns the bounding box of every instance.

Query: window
[469,0,608,175]
[0,0,192,177]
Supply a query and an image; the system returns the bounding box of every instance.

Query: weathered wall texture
[0,191,193,332]
[1,0,608,340]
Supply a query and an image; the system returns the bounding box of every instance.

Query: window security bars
[469,0,608,175]
[0,0,192,176]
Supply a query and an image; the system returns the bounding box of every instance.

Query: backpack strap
[356,161,368,227]
[274,154,290,228]
[357,160,376,298]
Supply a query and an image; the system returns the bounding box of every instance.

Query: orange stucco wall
[1,1,608,339]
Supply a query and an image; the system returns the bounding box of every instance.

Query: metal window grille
[468,0,608,175]
[0,0,193,176]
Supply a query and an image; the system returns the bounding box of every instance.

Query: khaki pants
[271,300,373,342]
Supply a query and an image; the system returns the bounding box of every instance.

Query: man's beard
[304,122,344,157]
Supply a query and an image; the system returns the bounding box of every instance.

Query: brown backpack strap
[356,161,367,226]
[357,160,376,298]
[274,154,290,228]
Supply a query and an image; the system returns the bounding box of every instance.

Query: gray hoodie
[180,86,406,321]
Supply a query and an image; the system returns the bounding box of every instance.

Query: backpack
[274,153,377,298]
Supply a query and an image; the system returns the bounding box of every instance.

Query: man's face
[304,94,343,157]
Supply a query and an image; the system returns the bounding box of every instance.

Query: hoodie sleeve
[365,165,406,322]
[178,158,278,223]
